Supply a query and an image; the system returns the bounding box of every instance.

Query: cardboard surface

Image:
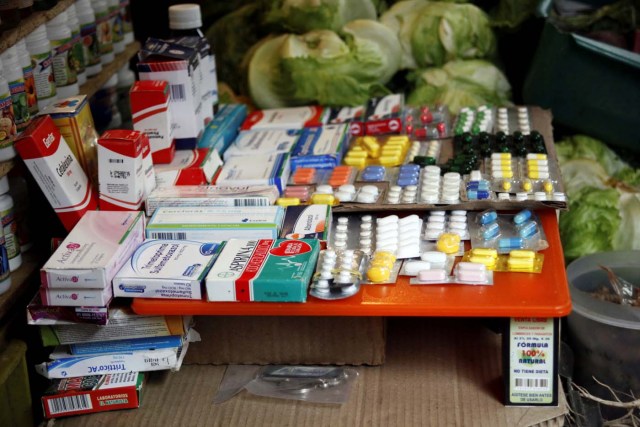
[53,318,567,427]
[184,316,386,366]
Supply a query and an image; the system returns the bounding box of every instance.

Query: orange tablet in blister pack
[292,167,317,185]
[328,165,356,186]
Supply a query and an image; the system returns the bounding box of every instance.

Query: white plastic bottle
[0,58,17,162]
[76,0,102,77]
[15,39,39,116]
[0,177,21,272]
[25,24,57,110]
[91,0,114,64]
[0,47,30,133]
[107,0,124,54]
[46,11,80,98]
[66,3,87,86]
[169,4,218,113]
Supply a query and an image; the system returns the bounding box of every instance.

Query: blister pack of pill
[399,250,454,276]
[422,210,470,241]
[310,248,368,300]
[468,209,549,253]
[408,140,441,166]
[452,261,494,285]
[363,250,402,285]
[496,250,545,273]
[494,106,531,135]
[404,105,451,140]
[343,135,411,168]
[453,105,494,136]
[418,167,463,204]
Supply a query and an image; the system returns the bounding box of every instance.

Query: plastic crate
[0,340,33,427]
[523,15,640,153]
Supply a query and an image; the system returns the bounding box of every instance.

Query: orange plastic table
[132,209,571,318]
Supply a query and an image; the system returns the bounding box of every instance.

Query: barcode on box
[109,159,124,163]
[47,394,93,415]
[150,232,187,240]
[170,84,186,102]
[514,377,549,391]
[234,199,268,207]
[145,357,160,367]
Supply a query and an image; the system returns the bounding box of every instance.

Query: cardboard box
[153,148,222,187]
[205,238,319,302]
[138,38,203,149]
[41,372,144,419]
[38,95,99,184]
[241,106,328,131]
[97,130,145,211]
[130,80,175,164]
[362,93,404,136]
[215,153,290,194]
[289,124,349,171]
[144,185,279,217]
[223,128,299,160]
[197,104,247,154]
[40,211,145,290]
[112,240,220,300]
[39,286,113,308]
[14,115,98,232]
[185,316,386,365]
[146,206,284,243]
[279,204,331,242]
[27,293,110,326]
[49,318,568,427]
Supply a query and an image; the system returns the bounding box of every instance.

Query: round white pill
[336,224,348,232]
[315,184,333,194]
[324,249,336,258]
[356,193,376,203]
[498,192,510,200]
[444,172,461,181]
[404,261,431,276]
[424,229,442,240]
[451,210,466,216]
[360,238,372,247]
[320,271,333,280]
[386,197,400,204]
[449,215,466,224]
[553,192,566,201]
[428,215,446,223]
[334,232,347,241]
[338,184,356,194]
[397,246,419,259]
[360,222,372,231]
[337,217,349,225]
[422,194,438,204]
[343,249,355,258]
[361,215,372,223]
[377,215,399,225]
[421,251,446,264]
[405,185,418,192]
[534,191,547,201]
[401,196,416,203]
[360,185,379,195]
[515,192,528,201]
[335,191,354,202]
[426,222,445,230]
[449,222,467,231]
[431,210,446,216]
[360,230,372,238]
[442,194,459,202]
[399,215,420,225]
[333,240,346,248]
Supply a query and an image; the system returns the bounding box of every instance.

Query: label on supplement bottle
[0,234,9,283]
[0,92,17,150]
[71,29,86,75]
[8,78,30,131]
[22,63,38,115]
[1,207,19,261]
[95,10,113,55]
[31,51,56,102]
[81,21,101,67]
[110,5,123,43]
[51,36,78,87]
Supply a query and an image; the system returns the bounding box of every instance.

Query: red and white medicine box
[42,372,144,419]
[14,116,98,232]
[153,148,223,187]
[130,80,175,164]
[98,130,146,211]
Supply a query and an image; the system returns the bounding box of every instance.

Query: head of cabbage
[556,135,640,261]
[406,59,512,114]
[247,20,402,108]
[380,0,496,68]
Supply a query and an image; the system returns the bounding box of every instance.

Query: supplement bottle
[116,64,134,123]
[15,39,38,116]
[0,219,11,295]
[169,3,218,111]
[0,47,30,133]
[46,11,80,98]
[107,0,124,54]
[76,0,102,77]
[0,58,17,162]
[120,0,133,45]
[0,176,21,271]
[91,0,114,64]
[67,3,87,86]
[25,24,57,110]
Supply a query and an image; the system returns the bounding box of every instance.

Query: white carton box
[41,211,145,289]
[215,153,290,194]
[145,206,284,242]
[113,240,220,300]
[223,129,299,160]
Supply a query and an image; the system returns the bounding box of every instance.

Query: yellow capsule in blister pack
[310,193,336,205]
[361,136,381,156]
[510,250,535,259]
[378,155,402,167]
[491,153,511,160]
[507,256,535,272]
[470,248,498,259]
[492,170,513,179]
[527,153,548,160]
[522,179,533,192]
[276,197,301,207]
[469,255,497,269]
[387,135,410,145]
[367,265,391,282]
[543,180,554,194]
[501,180,512,191]
[492,159,512,167]
[343,156,367,168]
[346,150,368,158]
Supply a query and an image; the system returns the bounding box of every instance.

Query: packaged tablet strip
[468,209,549,254]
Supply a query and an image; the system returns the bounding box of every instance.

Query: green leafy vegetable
[380,0,496,68]
[406,59,511,113]
[247,20,402,108]
[264,0,378,33]
[556,135,640,261]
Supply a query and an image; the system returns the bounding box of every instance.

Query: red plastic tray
[132,209,571,318]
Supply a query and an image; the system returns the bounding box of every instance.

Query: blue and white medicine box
[223,128,300,160]
[215,153,291,194]
[197,104,248,154]
[289,124,349,171]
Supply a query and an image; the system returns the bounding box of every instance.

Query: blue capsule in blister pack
[513,209,532,225]
[498,237,524,250]
[467,189,490,200]
[518,220,538,239]
[478,209,498,225]
[480,222,500,240]
[362,166,386,182]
